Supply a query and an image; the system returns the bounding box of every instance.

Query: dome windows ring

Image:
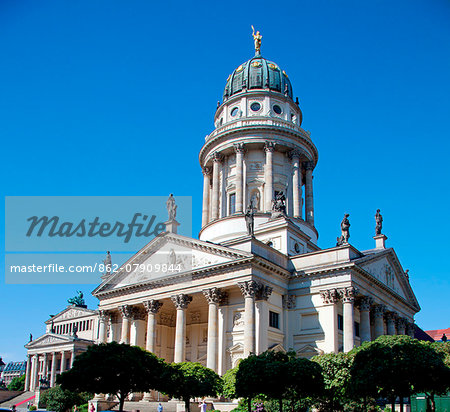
[250,102,261,112]
[231,107,239,117]
[273,104,282,115]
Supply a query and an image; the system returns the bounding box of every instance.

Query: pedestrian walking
[157,402,163,412]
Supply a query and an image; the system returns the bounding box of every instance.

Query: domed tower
[199,33,319,254]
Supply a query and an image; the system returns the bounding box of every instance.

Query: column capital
[212,151,224,163]
[238,280,259,298]
[340,287,357,303]
[264,141,275,152]
[372,304,386,318]
[234,142,246,154]
[143,299,163,314]
[288,149,302,160]
[99,310,111,322]
[255,284,273,301]
[359,296,373,311]
[118,305,132,319]
[385,311,398,323]
[397,317,408,329]
[203,287,227,305]
[282,294,296,309]
[303,161,314,171]
[202,166,212,176]
[320,288,340,304]
[171,294,192,310]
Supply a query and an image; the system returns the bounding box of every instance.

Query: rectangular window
[338,314,344,331]
[229,193,236,215]
[269,311,279,329]
[355,321,360,337]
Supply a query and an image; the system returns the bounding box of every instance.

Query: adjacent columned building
[25,34,420,396]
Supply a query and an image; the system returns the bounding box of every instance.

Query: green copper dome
[223,55,293,100]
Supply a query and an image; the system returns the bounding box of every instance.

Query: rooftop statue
[68,290,85,307]
[272,192,286,214]
[167,193,177,221]
[103,250,112,276]
[337,214,350,246]
[375,209,383,235]
[251,25,262,54]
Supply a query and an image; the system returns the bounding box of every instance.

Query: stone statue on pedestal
[271,192,286,215]
[245,202,255,236]
[375,209,383,235]
[337,214,350,246]
[167,194,177,221]
[103,251,112,276]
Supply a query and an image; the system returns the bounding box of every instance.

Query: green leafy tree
[165,362,221,412]
[57,342,167,412]
[222,365,238,399]
[39,386,91,412]
[7,374,25,391]
[350,335,450,412]
[312,352,354,411]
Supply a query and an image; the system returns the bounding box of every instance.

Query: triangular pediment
[46,305,97,324]
[356,249,419,309]
[95,233,252,293]
[296,344,323,359]
[25,333,72,349]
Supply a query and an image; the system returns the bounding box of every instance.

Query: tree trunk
[184,398,190,412]
[118,394,125,412]
[247,398,252,412]
[400,396,404,412]
[430,393,436,412]
[391,396,395,412]
[279,398,283,412]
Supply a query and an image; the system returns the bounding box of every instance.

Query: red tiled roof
[425,328,450,341]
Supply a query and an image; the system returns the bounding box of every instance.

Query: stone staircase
[0,391,35,407]
[112,401,178,412]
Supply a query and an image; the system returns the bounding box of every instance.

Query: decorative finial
[251,25,262,56]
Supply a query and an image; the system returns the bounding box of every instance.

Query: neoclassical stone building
[91,39,420,378]
[25,36,420,394]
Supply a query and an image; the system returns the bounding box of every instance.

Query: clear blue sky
[1,0,449,362]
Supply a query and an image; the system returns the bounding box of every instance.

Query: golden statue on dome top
[251,25,262,54]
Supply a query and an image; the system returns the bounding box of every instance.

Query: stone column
[359,297,373,343]
[60,351,66,373]
[211,152,223,220]
[406,322,416,337]
[217,298,228,376]
[32,355,39,391]
[255,284,273,354]
[238,281,258,357]
[373,305,386,338]
[234,143,245,213]
[98,310,109,344]
[397,317,407,335]
[70,351,75,368]
[202,167,211,226]
[203,288,225,372]
[119,305,132,344]
[42,353,48,380]
[264,142,275,212]
[320,289,340,353]
[25,354,32,391]
[144,300,163,353]
[171,294,192,363]
[304,161,314,224]
[386,312,397,335]
[341,287,356,352]
[290,150,302,218]
[130,308,146,347]
[50,352,57,387]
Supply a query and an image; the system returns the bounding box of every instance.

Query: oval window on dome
[268,63,278,70]
[273,105,282,115]
[231,107,239,117]
[251,61,262,68]
[250,102,261,112]
[236,64,244,73]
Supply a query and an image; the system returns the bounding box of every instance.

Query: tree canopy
[7,374,25,391]
[39,386,92,412]
[57,342,166,412]
[165,362,221,412]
